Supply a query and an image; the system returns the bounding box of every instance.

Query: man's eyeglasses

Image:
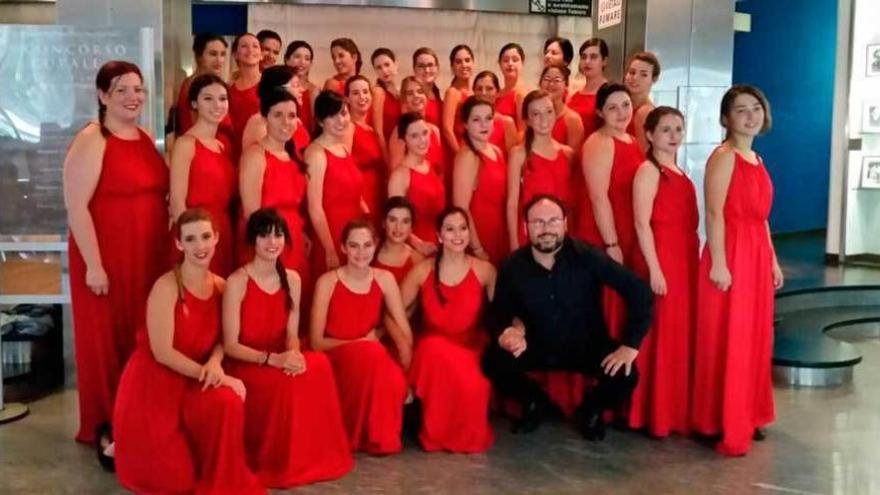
[527,217,564,229]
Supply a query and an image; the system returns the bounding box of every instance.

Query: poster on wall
[863,100,880,134]
[597,0,622,30]
[529,0,591,17]
[860,156,880,189]
[867,44,880,77]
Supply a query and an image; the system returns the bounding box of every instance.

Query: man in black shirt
[483,194,654,440]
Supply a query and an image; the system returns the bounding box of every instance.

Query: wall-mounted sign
[597,0,623,29]
[529,0,591,17]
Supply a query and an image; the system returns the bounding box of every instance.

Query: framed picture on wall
[863,101,880,134]
[861,157,880,189]
[868,44,880,77]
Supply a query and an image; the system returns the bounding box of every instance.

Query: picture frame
[868,44,880,77]
[863,100,880,134]
[860,156,880,189]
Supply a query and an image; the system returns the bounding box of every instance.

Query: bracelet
[260,352,270,366]
[605,242,619,249]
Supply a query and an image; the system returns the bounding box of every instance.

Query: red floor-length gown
[313,149,365,274]
[575,135,644,340]
[692,151,776,456]
[238,150,310,285]
[228,82,260,160]
[551,113,569,146]
[410,267,494,453]
[567,92,598,138]
[379,87,402,142]
[489,117,508,157]
[629,165,699,437]
[183,139,236,277]
[226,277,353,487]
[406,166,446,245]
[495,91,517,121]
[353,121,386,228]
[299,88,314,133]
[427,128,448,178]
[291,123,312,160]
[324,275,408,454]
[517,149,574,246]
[114,285,264,495]
[425,95,442,128]
[69,127,169,443]
[468,148,508,265]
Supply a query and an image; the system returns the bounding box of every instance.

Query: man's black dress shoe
[512,398,547,434]
[581,410,606,441]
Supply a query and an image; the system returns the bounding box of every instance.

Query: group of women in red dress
[61,30,783,493]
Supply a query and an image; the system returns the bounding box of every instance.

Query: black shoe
[580,410,606,441]
[753,428,767,441]
[95,422,115,473]
[511,398,547,434]
[403,398,422,441]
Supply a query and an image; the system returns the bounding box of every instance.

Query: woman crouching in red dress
[222,208,353,488]
[114,208,263,494]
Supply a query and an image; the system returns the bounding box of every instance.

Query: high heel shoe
[95,422,115,472]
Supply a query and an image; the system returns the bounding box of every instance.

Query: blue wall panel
[733,0,837,233]
[192,3,247,36]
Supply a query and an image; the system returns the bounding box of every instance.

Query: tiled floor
[2,232,880,494]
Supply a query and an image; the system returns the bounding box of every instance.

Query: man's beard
[531,233,563,253]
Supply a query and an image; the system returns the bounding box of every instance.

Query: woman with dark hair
[222,209,353,487]
[472,71,518,154]
[64,60,169,449]
[543,36,574,68]
[413,47,443,129]
[238,89,311,288]
[373,196,423,283]
[228,33,263,156]
[370,47,402,143]
[115,209,266,495]
[305,90,367,273]
[256,29,282,70]
[241,65,310,155]
[324,38,362,95]
[388,76,446,174]
[452,96,508,265]
[624,51,661,151]
[577,83,644,339]
[567,38,609,137]
[539,64,585,151]
[170,74,236,277]
[388,112,446,257]
[346,75,386,228]
[397,207,496,453]
[496,43,530,129]
[114,209,263,494]
[442,45,475,153]
[310,219,413,454]
[630,106,697,438]
[176,32,228,136]
[692,85,781,457]
[506,90,574,250]
[284,40,319,132]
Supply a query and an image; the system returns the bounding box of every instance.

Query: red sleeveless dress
[407,166,446,244]
[327,77,346,95]
[228,82,260,159]
[291,123,312,160]
[69,128,169,443]
[469,148,509,265]
[517,148,574,246]
[489,117,508,157]
[352,122,386,228]
[313,149,365,274]
[324,275,408,454]
[495,90,517,121]
[567,91,598,137]
[379,88,402,142]
[226,277,353,487]
[427,128,448,178]
[425,95,442,128]
[114,285,264,495]
[238,150,310,285]
[299,88,314,133]
[551,113,569,145]
[410,267,494,453]
[629,165,699,437]
[451,92,470,146]
[692,151,776,456]
[373,255,415,284]
[184,139,236,276]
